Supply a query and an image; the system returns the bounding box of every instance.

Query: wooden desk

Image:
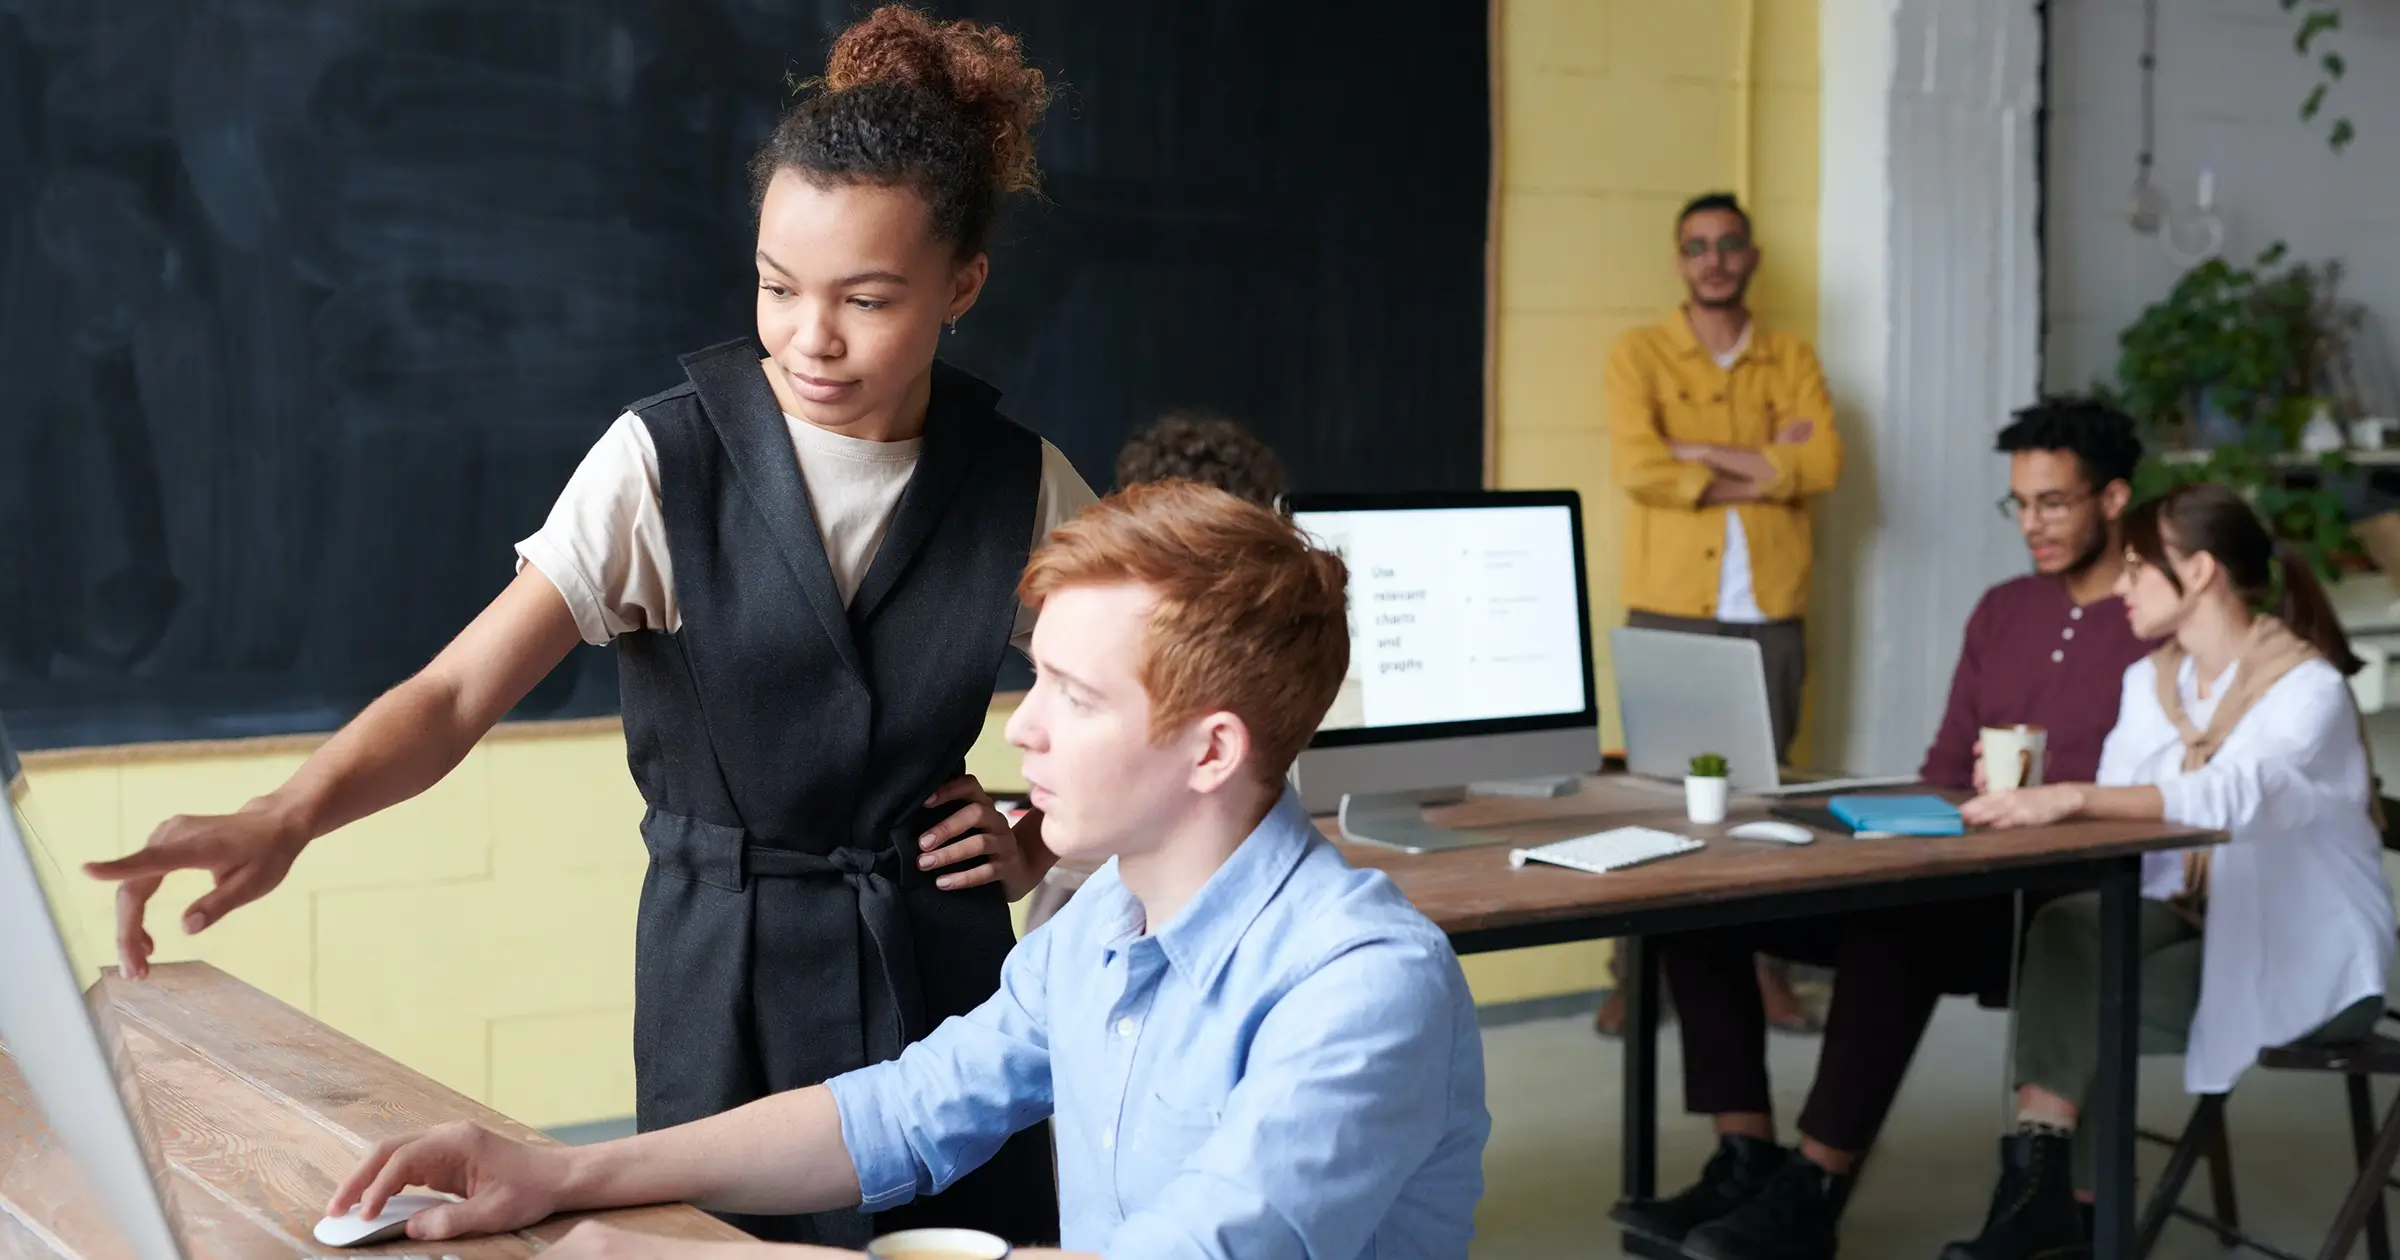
[0,963,748,1260]
[1322,775,2220,1260]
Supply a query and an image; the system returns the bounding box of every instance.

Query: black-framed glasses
[1997,489,2095,522]
[1679,233,1751,259]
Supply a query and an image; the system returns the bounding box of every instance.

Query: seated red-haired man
[328,481,1492,1260]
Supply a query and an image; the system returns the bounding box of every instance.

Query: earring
[945,317,959,335]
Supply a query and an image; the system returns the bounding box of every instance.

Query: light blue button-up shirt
[826,789,1490,1258]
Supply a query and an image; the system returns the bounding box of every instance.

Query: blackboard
[0,0,1490,751]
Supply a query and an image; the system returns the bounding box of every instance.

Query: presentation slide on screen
[1295,505,1587,732]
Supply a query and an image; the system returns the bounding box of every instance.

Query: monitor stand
[1337,789,1517,854]
[1466,774,1580,799]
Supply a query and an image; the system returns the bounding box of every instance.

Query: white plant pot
[1684,775,1729,825]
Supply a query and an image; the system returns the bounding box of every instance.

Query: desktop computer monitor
[0,721,192,1260]
[1286,490,1599,850]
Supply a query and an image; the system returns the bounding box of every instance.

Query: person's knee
[2023,894,2104,966]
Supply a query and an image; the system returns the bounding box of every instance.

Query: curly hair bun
[824,5,1049,197]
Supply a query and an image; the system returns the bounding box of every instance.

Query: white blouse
[2097,654,2395,1094]
[514,409,1098,648]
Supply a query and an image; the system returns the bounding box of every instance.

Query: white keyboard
[1508,827,1705,875]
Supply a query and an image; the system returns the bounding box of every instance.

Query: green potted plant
[2111,243,2360,579]
[1686,752,1729,825]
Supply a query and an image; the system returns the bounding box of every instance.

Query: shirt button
[2051,649,2065,663]
[1100,1131,1115,1151]
[1114,1018,1136,1038]
[2062,627,2076,640]
[2070,607,2084,620]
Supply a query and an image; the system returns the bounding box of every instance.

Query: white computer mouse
[311,1194,447,1247]
[1728,820,1815,845]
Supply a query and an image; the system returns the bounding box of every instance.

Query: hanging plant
[2284,0,2355,152]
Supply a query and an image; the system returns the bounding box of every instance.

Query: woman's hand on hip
[919,775,1052,899]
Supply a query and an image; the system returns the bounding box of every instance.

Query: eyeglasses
[1997,490,2095,522]
[1679,233,1751,259]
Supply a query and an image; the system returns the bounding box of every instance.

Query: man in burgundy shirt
[1611,399,2152,1260]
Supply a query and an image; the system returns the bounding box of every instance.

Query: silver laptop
[0,774,191,1260]
[1608,627,1915,796]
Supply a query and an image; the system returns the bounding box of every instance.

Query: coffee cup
[1979,724,2047,791]
[865,1228,1012,1260]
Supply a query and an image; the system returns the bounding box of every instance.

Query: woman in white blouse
[1940,482,2394,1260]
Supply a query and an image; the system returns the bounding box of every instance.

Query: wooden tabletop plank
[0,1201,81,1260]
[1320,778,2218,936]
[119,1021,541,1259]
[96,970,552,1148]
[1,964,749,1260]
[0,1055,128,1260]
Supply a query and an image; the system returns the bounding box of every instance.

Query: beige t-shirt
[515,409,1098,648]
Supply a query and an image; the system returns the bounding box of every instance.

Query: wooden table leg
[2092,859,2143,1260]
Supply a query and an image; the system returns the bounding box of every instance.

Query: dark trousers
[1661,894,2029,1155]
[1626,611,1806,762]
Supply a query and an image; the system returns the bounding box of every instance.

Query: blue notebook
[1826,794,1965,836]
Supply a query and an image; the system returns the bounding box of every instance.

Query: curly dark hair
[748,5,1052,257]
[1114,410,1289,507]
[1994,395,2144,490]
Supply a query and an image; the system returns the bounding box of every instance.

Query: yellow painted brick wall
[19,710,1035,1132]
[17,0,1821,1130]
[1487,0,1821,996]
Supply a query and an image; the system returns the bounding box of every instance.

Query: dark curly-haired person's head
[1114,411,1289,509]
[1995,396,2144,579]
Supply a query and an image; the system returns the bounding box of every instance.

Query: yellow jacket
[1606,310,1842,620]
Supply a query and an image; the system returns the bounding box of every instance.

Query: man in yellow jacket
[1594,192,1843,1039]
[1609,191,1842,759]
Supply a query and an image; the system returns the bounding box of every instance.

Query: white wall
[2045,0,2400,396]
[1811,0,2046,775]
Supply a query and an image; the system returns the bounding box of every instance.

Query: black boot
[1938,1133,2088,1260]
[1611,1133,1788,1245]
[1680,1156,1846,1260]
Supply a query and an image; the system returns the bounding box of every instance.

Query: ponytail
[2269,544,2365,676]
[2128,483,2365,677]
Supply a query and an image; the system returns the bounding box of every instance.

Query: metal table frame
[1445,851,2147,1260]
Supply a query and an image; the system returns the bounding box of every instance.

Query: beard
[2052,517,2111,579]
[1689,276,1751,310]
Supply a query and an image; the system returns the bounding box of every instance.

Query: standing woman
[1943,482,2395,1260]
[86,7,1085,1247]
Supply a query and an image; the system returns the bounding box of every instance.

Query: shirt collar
[1091,788,1317,989]
[1663,305,1752,363]
[2040,572,2124,613]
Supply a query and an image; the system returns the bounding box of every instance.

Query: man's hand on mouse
[329,1121,570,1242]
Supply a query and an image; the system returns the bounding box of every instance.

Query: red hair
[1020,481,1349,781]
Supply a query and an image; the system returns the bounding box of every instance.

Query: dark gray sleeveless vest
[614,340,1057,1246]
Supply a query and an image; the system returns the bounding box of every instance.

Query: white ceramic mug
[865,1229,1012,1260]
[1979,724,2048,791]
